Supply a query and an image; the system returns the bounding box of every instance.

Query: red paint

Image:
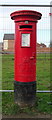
[10,10,42,82]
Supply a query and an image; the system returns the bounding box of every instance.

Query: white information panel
[22,34,30,47]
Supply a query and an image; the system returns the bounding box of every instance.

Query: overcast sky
[0,0,51,46]
[0,0,51,5]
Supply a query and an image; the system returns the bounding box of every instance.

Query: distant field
[2,53,52,115]
[2,54,14,90]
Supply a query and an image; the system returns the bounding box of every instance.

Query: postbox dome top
[10,10,42,22]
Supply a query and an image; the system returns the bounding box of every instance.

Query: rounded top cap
[10,10,42,21]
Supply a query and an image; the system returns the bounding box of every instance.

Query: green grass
[2,92,52,115]
[37,54,50,90]
[2,53,52,115]
[2,54,14,90]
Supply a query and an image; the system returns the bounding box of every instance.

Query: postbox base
[14,81,36,107]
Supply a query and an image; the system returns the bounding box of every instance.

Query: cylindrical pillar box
[10,10,42,107]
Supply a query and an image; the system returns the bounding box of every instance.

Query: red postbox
[10,10,42,106]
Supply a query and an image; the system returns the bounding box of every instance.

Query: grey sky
[0,0,51,5]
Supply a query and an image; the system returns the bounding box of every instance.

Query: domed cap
[10,10,42,22]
